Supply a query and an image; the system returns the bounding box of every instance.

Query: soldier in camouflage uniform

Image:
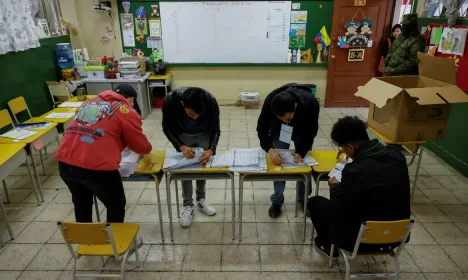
[383,14,425,76]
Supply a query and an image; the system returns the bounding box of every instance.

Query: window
[423,0,468,18]
[36,0,63,36]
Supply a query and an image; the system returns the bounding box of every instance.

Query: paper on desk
[328,157,353,182]
[229,149,267,173]
[118,147,141,177]
[14,122,54,130]
[0,129,38,140]
[163,147,204,171]
[276,149,319,169]
[45,112,75,119]
[58,102,83,108]
[209,151,235,168]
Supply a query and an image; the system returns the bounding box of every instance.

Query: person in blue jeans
[257,84,320,218]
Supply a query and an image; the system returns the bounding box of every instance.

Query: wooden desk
[238,154,312,241]
[146,73,172,113]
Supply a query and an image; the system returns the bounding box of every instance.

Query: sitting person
[308,116,411,258]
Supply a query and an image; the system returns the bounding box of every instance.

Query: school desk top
[67,95,97,102]
[148,73,172,80]
[25,108,77,124]
[134,151,165,174]
[309,150,344,173]
[239,154,312,175]
[0,122,58,144]
[0,143,26,166]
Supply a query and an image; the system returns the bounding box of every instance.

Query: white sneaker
[196,199,217,216]
[180,206,195,227]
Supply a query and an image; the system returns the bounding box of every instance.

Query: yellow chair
[329,219,414,280]
[57,221,140,280]
[7,96,50,174]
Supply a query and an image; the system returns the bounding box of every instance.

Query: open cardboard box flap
[406,86,468,105]
[418,52,457,85]
[355,78,402,108]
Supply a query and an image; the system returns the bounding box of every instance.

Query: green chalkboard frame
[117,0,333,67]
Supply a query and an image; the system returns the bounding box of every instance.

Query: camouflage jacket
[383,32,425,76]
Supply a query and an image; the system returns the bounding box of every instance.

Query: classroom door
[325,0,394,107]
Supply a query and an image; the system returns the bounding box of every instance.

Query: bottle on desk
[292,49,297,63]
[287,49,292,63]
[296,48,301,63]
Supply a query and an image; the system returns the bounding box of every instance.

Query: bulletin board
[117,0,333,66]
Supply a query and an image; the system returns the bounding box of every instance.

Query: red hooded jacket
[55,91,152,171]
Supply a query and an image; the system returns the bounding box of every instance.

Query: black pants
[59,162,126,223]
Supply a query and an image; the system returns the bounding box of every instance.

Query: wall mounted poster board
[160,1,291,63]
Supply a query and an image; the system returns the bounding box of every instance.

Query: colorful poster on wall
[290,23,306,36]
[135,18,148,35]
[430,27,443,44]
[289,36,306,48]
[291,11,307,23]
[292,3,300,10]
[451,28,467,56]
[149,20,161,36]
[123,30,135,47]
[120,14,134,31]
[122,2,130,14]
[439,28,455,54]
[147,36,163,49]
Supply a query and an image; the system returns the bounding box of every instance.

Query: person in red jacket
[56,85,152,223]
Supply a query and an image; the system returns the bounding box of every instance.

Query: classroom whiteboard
[160,1,291,63]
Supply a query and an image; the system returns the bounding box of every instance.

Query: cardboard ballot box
[356,53,468,142]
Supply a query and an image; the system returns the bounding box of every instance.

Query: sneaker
[314,237,339,260]
[196,199,217,216]
[268,204,282,218]
[180,206,195,227]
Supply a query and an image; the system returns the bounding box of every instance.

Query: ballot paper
[163,147,204,171]
[0,129,38,140]
[229,149,267,173]
[209,151,235,168]
[45,112,75,119]
[58,102,83,108]
[118,148,141,177]
[14,122,54,130]
[328,157,353,182]
[276,149,319,169]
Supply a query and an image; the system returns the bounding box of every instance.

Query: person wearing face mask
[383,14,425,76]
[55,84,152,223]
[162,87,221,227]
[378,24,402,74]
[257,83,320,218]
[307,116,410,259]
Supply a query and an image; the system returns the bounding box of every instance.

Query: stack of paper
[0,129,38,140]
[229,149,267,173]
[328,157,353,182]
[163,147,204,171]
[58,102,83,108]
[14,122,54,130]
[276,149,319,169]
[118,148,141,177]
[45,112,75,119]
[208,151,235,168]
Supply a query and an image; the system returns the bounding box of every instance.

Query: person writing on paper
[162,87,221,227]
[56,84,152,223]
[257,83,320,218]
[307,116,410,259]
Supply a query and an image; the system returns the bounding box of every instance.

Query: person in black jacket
[308,116,411,259]
[257,84,320,218]
[162,87,221,227]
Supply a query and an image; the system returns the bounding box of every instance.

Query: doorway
[325,0,395,107]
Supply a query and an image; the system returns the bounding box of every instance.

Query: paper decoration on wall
[123,30,135,47]
[450,28,467,56]
[136,6,147,19]
[300,48,313,63]
[439,28,455,54]
[291,11,307,23]
[316,45,323,63]
[120,14,134,31]
[135,18,147,35]
[428,45,438,56]
[354,0,366,6]
[122,2,130,14]
[348,49,365,61]
[101,37,110,44]
[150,5,160,18]
[125,49,133,55]
[430,27,443,44]
[292,3,300,10]
[149,20,161,36]
[38,19,51,37]
[290,24,306,36]
[105,27,114,39]
[136,34,145,43]
[152,48,164,61]
[289,36,306,48]
[147,36,163,49]
[137,50,144,57]
[338,9,372,48]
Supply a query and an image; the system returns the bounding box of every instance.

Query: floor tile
[144,244,185,271]
[0,244,42,270]
[421,189,462,205]
[409,223,437,245]
[188,223,224,244]
[422,165,455,176]
[40,176,67,189]
[257,223,293,244]
[127,204,162,223]
[26,244,71,271]
[18,271,62,279]
[455,223,468,235]
[22,189,61,204]
[232,204,256,223]
[373,249,421,273]
[434,176,468,189]
[34,204,73,222]
[438,205,468,223]
[295,245,338,272]
[221,245,260,271]
[448,189,468,204]
[13,222,57,244]
[259,245,299,272]
[2,189,32,204]
[255,205,288,223]
[6,204,48,222]
[138,272,181,280]
[0,221,29,241]
[424,272,468,279]
[406,245,460,272]
[182,245,222,271]
[289,222,312,245]
[0,271,21,280]
[442,245,468,272]
[423,223,468,244]
[411,205,451,222]
[224,223,257,244]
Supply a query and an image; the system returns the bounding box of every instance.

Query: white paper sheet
[276,149,318,168]
[0,129,38,140]
[123,30,136,47]
[14,122,54,130]
[328,157,353,182]
[118,147,141,177]
[58,102,83,108]
[279,124,293,144]
[163,147,204,171]
[229,149,267,173]
[209,151,235,168]
[290,11,307,23]
[45,112,75,119]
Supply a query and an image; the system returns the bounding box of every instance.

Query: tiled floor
[1,106,468,280]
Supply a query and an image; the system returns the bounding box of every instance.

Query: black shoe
[268,204,282,218]
[314,237,339,260]
[297,200,310,217]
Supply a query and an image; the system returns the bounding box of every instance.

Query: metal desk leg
[229,173,235,240]
[39,149,46,175]
[303,174,309,242]
[93,195,101,222]
[295,181,299,217]
[150,174,164,242]
[238,174,245,241]
[146,84,152,115]
[411,146,424,201]
[315,173,325,197]
[175,180,180,218]
[2,180,10,204]
[28,145,44,202]
[25,153,41,206]
[165,174,174,241]
[0,198,13,241]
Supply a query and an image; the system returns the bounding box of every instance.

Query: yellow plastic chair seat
[342,249,393,256]
[77,223,139,257]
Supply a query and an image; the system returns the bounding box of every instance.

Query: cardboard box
[355,53,468,142]
[243,100,259,109]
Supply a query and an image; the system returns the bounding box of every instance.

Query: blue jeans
[271,140,312,206]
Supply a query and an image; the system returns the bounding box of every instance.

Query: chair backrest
[0,109,14,130]
[47,81,72,104]
[361,219,412,244]
[8,96,32,123]
[58,221,111,245]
